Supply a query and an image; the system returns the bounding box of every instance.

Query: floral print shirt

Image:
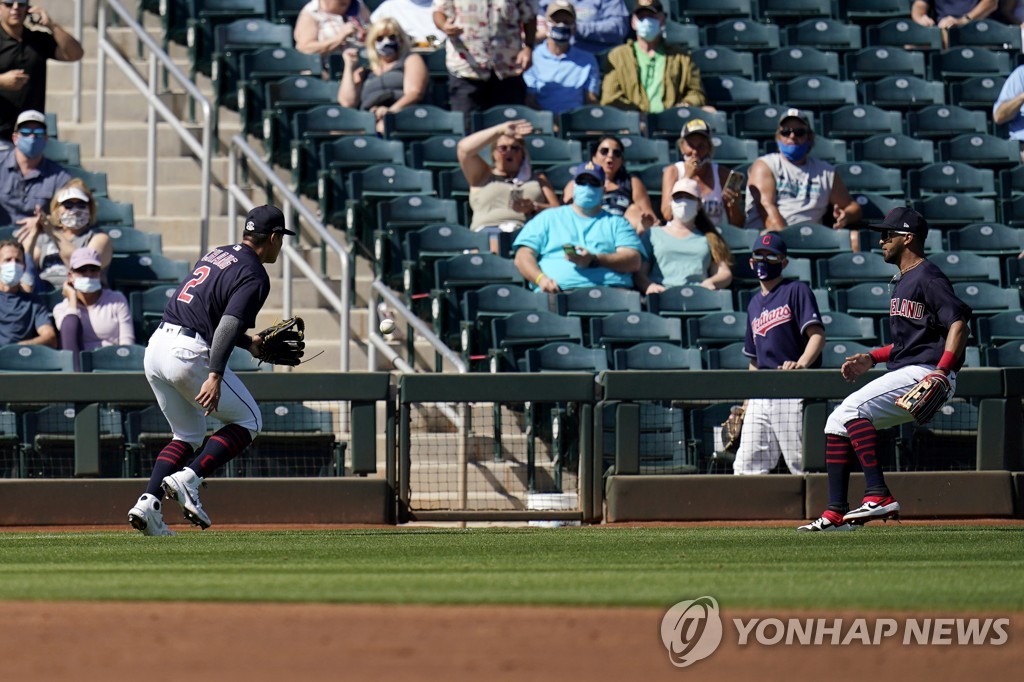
[432,0,538,80]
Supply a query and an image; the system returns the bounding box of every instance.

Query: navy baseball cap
[244,205,296,236]
[574,161,606,185]
[868,206,928,240]
[752,231,787,257]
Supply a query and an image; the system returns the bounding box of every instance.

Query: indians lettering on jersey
[890,297,925,319]
[201,248,239,270]
[752,304,793,337]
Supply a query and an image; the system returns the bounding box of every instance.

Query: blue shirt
[0,290,54,345]
[0,150,71,224]
[744,279,823,369]
[539,0,629,54]
[513,204,644,290]
[524,42,601,115]
[994,64,1024,141]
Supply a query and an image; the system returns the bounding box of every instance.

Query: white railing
[368,280,467,373]
[94,0,213,257]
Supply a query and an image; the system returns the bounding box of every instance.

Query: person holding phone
[660,119,745,228]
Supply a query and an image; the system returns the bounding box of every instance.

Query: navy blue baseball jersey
[744,279,823,369]
[886,259,972,371]
[162,244,270,345]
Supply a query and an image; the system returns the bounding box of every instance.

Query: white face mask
[671,198,700,224]
[73,276,102,294]
[60,206,91,230]
[1,261,25,286]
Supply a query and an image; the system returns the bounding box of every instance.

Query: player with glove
[799,207,971,532]
[128,205,301,536]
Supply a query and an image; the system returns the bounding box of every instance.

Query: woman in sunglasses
[660,118,745,228]
[562,135,658,234]
[338,18,428,134]
[457,119,560,233]
[19,179,111,292]
[52,246,133,358]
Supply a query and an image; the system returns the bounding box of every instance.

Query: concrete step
[73,155,230,186]
[53,117,242,159]
[50,57,193,92]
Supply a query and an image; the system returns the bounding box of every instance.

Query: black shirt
[0,27,57,141]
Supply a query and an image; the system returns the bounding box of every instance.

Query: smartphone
[508,187,523,209]
[562,244,577,257]
[724,170,746,194]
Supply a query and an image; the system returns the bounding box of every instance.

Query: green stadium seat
[704,341,751,369]
[836,161,903,196]
[708,133,760,166]
[612,341,703,370]
[820,311,878,343]
[268,0,306,24]
[851,133,935,168]
[645,285,734,319]
[375,196,461,283]
[470,106,555,135]
[646,107,729,140]
[338,164,435,241]
[834,281,891,316]
[64,166,109,198]
[866,18,943,51]
[983,340,1024,367]
[44,138,80,166]
[556,286,641,319]
[733,105,814,141]
[938,133,1019,169]
[774,75,857,111]
[79,344,147,372]
[558,106,642,142]
[460,284,549,365]
[931,46,1012,81]
[523,342,609,373]
[820,104,901,141]
[784,19,862,52]
[435,254,526,349]
[106,227,163,257]
[693,46,757,79]
[851,192,907,223]
[954,282,1021,316]
[0,345,75,372]
[129,284,176,343]
[685,311,748,349]
[246,402,340,477]
[677,0,753,23]
[318,136,405,176]
[591,311,684,359]
[611,135,671,172]
[704,19,781,52]
[289,105,377,196]
[190,10,278,86]
[976,310,1024,346]
[758,46,840,81]
[522,135,584,170]
[382,105,465,143]
[912,194,998,228]
[906,105,987,140]
[948,75,1006,110]
[929,251,1002,284]
[844,46,927,81]
[947,19,1022,51]
[238,46,322,136]
[22,404,124,478]
[816,251,893,288]
[778,223,852,257]
[94,198,135,228]
[262,76,341,167]
[758,0,834,23]
[820,340,873,368]
[907,162,996,199]
[859,75,945,110]
[842,0,911,23]
[946,222,1024,255]
[108,254,191,295]
[702,75,771,110]
[490,310,584,372]
[998,165,1024,199]
[402,224,492,305]
[663,21,701,51]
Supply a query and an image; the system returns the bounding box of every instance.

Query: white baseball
[379,318,396,335]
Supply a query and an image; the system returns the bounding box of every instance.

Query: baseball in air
[379,318,396,335]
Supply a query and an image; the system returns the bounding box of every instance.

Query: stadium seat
[859,76,945,110]
[420,47,448,106]
[407,135,464,177]
[976,310,1024,345]
[318,136,405,175]
[833,281,891,316]
[851,192,907,223]
[436,168,471,215]
[677,0,753,23]
[692,46,757,79]
[842,0,912,23]
[1002,195,1024,227]
[64,166,109,198]
[262,76,340,167]
[907,162,996,199]
[540,162,579,193]
[612,341,703,370]
[685,311,748,349]
[758,46,840,82]
[522,135,584,170]
[523,342,609,373]
[490,310,584,372]
[931,47,1012,81]
[128,285,176,343]
[289,105,377,196]
[947,19,1022,51]
[44,138,80,167]
[382,105,465,143]
[106,227,163,257]
[757,0,834,23]
[708,134,760,166]
[471,106,555,136]
[558,106,643,142]
[0,409,17,477]
[704,341,750,369]
[340,164,435,244]
[999,165,1024,199]
[820,104,901,141]
[844,46,927,81]
[646,107,729,141]
[631,165,666,212]
[663,21,701,51]
[929,251,1002,284]
[835,161,903,196]
[948,75,1007,110]
[851,134,935,168]
[820,311,878,343]
[79,344,147,372]
[591,311,684,358]
[778,223,852,256]
[21,404,124,478]
[94,198,135,229]
[402,224,492,304]
[645,285,734,319]
[906,104,987,140]
[187,4,273,79]
[946,222,1024,255]
[375,196,461,283]
[460,284,549,364]
[269,0,306,24]
[732,256,813,285]
[938,133,1019,169]
[866,18,943,51]
[701,75,771,110]
[556,287,642,329]
[108,254,191,295]
[983,340,1024,367]
[784,19,862,52]
[611,136,671,171]
[775,75,858,111]
[912,194,998,228]
[209,18,294,122]
[954,282,1021,316]
[0,345,76,372]
[733,105,813,141]
[703,19,782,52]
[816,251,893,288]
[434,254,525,347]
[246,402,340,477]
[772,135,848,164]
[820,340,873,368]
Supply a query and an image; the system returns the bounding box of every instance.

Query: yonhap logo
[660,596,724,668]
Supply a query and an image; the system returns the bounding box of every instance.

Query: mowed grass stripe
[0,527,1021,610]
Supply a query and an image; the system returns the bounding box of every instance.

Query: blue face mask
[635,17,661,41]
[778,141,811,163]
[16,135,46,159]
[573,183,604,211]
[549,23,573,44]
[754,261,784,281]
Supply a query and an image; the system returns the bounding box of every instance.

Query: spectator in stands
[457,119,560,234]
[370,0,441,47]
[735,232,824,476]
[746,109,861,233]
[52,246,132,355]
[912,0,997,29]
[660,119,745,228]
[294,0,371,58]
[535,0,629,55]
[562,135,658,233]
[338,19,428,134]
[19,179,111,292]
[993,63,1024,162]
[0,237,56,346]
[524,1,601,116]
[513,161,644,293]
[600,0,706,114]
[0,1,83,146]
[432,0,536,115]
[635,178,733,293]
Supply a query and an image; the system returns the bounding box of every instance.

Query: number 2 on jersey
[177,265,211,304]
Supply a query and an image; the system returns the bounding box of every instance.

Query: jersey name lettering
[752,304,793,337]
[890,298,925,319]
[201,249,239,270]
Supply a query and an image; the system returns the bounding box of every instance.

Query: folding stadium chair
[612,342,703,371]
[999,165,1024,199]
[947,223,1024,255]
[316,137,406,220]
[844,46,927,81]
[94,198,135,229]
[976,310,1024,346]
[558,106,642,142]
[778,223,852,257]
[843,0,912,23]
[820,340,873,368]
[949,75,1007,110]
[262,76,341,167]
[590,311,684,360]
[402,224,492,307]
[906,105,987,140]
[984,341,1024,368]
[491,310,584,372]
[851,134,935,169]
[79,344,147,372]
[932,47,1012,81]
[954,282,1021,316]
[374,196,461,284]
[64,166,109,198]
[470,106,555,135]
[555,286,641,345]
[704,341,752,370]
[663,21,701,51]
[645,285,734,319]
[701,75,771,110]
[815,251,893,289]
[685,311,748,349]
[543,163,580,193]
[523,342,609,373]
[0,345,75,372]
[820,104,901,141]
[947,19,1022,51]
[866,18,943,51]
[703,19,781,52]
[460,284,549,367]
[189,10,279,87]
[784,19,862,52]
[707,134,760,166]
[646,107,729,141]
[407,135,466,178]
[757,0,834,23]
[21,404,124,478]
[382,105,465,143]
[851,192,908,223]
[245,402,340,477]
[105,227,163,259]
[833,282,892,317]
[835,162,903,196]
[820,311,878,343]
[733,105,814,141]
[692,46,757,79]
[611,136,671,172]
[434,253,525,352]
[938,133,1019,169]
[774,76,857,111]
[269,0,306,24]
[912,194,998,229]
[758,47,840,82]
[522,135,583,170]
[677,0,752,23]
[928,251,1002,284]
[859,76,945,110]
[337,164,435,244]
[108,254,191,296]
[907,162,996,199]
[44,138,80,167]
[238,46,322,137]
[289,105,377,196]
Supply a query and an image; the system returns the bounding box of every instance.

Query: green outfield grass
[1,526,1021,611]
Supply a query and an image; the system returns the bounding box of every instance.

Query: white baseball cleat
[843,496,900,524]
[128,494,176,536]
[162,468,212,529]
[797,509,858,532]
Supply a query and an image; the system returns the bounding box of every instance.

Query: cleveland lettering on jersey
[890,298,925,320]
[752,304,793,337]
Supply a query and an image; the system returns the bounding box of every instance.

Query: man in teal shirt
[513,161,644,292]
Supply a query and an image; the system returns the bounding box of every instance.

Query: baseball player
[735,232,825,475]
[799,207,972,532]
[128,205,295,536]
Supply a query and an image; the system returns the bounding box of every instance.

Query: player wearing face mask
[635,178,733,294]
[524,2,601,115]
[52,246,133,359]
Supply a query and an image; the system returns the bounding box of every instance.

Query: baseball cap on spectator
[56,186,90,205]
[671,178,701,200]
[681,118,712,140]
[777,108,811,129]
[574,161,605,185]
[752,232,787,257]
[546,0,576,20]
[244,205,297,236]
[632,0,663,15]
[867,206,929,240]
[15,110,46,129]
[69,247,102,271]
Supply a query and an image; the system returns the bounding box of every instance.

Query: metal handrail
[368,280,467,373]
[227,135,352,372]
[94,0,212,257]
[72,0,83,123]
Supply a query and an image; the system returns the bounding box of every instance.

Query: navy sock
[847,418,889,497]
[825,434,854,514]
[146,440,194,498]
[189,424,252,478]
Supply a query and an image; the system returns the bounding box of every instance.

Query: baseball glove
[895,371,952,425]
[720,404,745,454]
[254,316,305,366]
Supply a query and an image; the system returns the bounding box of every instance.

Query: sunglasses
[576,176,602,187]
[779,127,809,139]
[73,265,101,274]
[376,34,397,41]
[597,147,623,158]
[750,254,783,264]
[61,200,89,209]
[1,1,29,7]
[880,230,911,242]
[17,127,45,136]
[496,144,522,153]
